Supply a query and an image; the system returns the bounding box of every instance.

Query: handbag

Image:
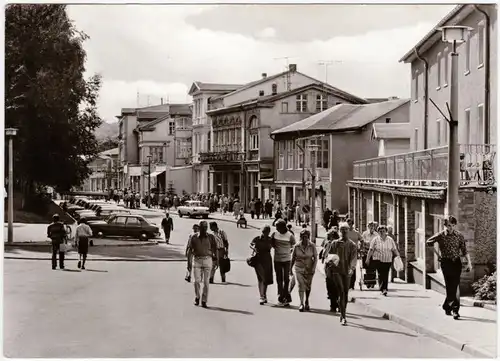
[220,256,231,274]
[247,252,258,268]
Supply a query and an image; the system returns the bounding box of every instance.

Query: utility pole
[309,143,320,243]
[447,41,460,218]
[6,128,18,244]
[147,155,152,208]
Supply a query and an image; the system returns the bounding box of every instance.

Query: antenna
[136,91,140,107]
[274,56,296,91]
[317,60,342,85]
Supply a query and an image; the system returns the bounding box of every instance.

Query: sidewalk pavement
[315,261,497,358]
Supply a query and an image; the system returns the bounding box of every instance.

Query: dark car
[89,214,160,241]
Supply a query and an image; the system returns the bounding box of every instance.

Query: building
[188,82,243,194]
[347,4,497,294]
[371,122,411,156]
[200,65,368,208]
[117,102,192,195]
[271,99,410,219]
[81,148,119,192]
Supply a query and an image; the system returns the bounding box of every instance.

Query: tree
[5,4,102,198]
[98,137,119,153]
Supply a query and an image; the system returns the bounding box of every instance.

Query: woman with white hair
[290,229,318,312]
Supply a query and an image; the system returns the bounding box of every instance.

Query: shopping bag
[59,243,69,253]
[220,257,231,274]
[393,256,404,272]
[289,274,296,293]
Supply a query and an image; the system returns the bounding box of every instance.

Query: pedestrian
[249,198,256,219]
[209,221,229,284]
[426,215,471,320]
[185,224,200,283]
[287,223,294,235]
[272,206,282,226]
[271,219,296,306]
[290,229,318,312]
[324,222,357,325]
[360,221,378,288]
[346,218,363,289]
[47,214,68,270]
[233,198,240,219]
[365,224,400,296]
[186,221,217,308]
[255,198,262,219]
[321,229,340,312]
[75,218,93,270]
[161,212,174,244]
[250,225,274,305]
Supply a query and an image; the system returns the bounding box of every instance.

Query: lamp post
[438,25,472,218]
[163,141,170,196]
[307,142,320,243]
[5,128,18,244]
[147,155,152,208]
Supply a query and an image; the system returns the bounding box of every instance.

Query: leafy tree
[5,4,102,199]
[98,137,119,153]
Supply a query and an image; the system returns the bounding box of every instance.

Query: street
[4,215,469,358]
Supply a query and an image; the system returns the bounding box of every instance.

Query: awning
[150,171,164,178]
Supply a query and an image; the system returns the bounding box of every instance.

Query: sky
[66,4,456,123]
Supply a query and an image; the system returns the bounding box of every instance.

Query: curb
[4,256,186,262]
[4,241,159,248]
[461,297,497,311]
[314,262,495,358]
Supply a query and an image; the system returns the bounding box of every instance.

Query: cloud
[66,4,455,123]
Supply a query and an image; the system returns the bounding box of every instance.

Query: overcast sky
[67,4,455,123]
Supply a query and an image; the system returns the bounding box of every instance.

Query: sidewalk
[316,262,497,358]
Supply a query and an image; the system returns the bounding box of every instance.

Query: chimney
[259,90,265,96]
[262,73,267,79]
[271,83,277,95]
[289,64,297,72]
[161,97,164,104]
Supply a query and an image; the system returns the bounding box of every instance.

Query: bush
[472,271,496,301]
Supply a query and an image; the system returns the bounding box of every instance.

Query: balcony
[199,150,244,164]
[352,144,496,187]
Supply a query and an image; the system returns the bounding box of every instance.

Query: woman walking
[271,219,296,306]
[366,224,400,296]
[250,225,274,305]
[290,229,318,312]
[75,218,93,270]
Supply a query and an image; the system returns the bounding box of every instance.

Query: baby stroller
[358,247,377,290]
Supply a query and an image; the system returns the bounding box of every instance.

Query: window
[386,203,395,230]
[287,140,293,169]
[177,139,191,158]
[413,71,419,101]
[207,132,211,151]
[366,198,373,223]
[250,133,259,150]
[436,119,442,146]
[316,94,327,112]
[415,211,425,260]
[296,94,307,112]
[414,128,419,151]
[465,33,471,73]
[309,137,329,168]
[385,117,391,123]
[464,109,471,144]
[176,117,190,130]
[478,104,485,144]
[249,116,258,129]
[478,22,485,67]
[321,138,329,168]
[281,102,288,113]
[278,141,284,169]
[336,102,342,105]
[168,122,175,135]
[436,52,441,88]
[150,146,164,163]
[113,216,127,225]
[297,149,304,169]
[443,50,449,86]
[126,217,141,226]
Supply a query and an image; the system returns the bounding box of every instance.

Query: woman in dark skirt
[75,218,93,270]
[250,225,274,305]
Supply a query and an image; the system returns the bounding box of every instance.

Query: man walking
[186,221,217,308]
[209,222,229,283]
[185,224,200,283]
[161,212,174,244]
[346,218,363,289]
[47,214,67,270]
[427,215,471,320]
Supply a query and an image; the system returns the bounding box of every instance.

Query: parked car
[178,200,210,219]
[89,214,161,241]
[96,207,131,219]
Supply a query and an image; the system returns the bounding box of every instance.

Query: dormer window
[296,94,307,112]
[316,94,327,112]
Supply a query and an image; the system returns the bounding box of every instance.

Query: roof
[119,103,191,118]
[168,104,192,115]
[371,123,411,140]
[188,82,243,95]
[207,83,368,116]
[136,114,170,131]
[272,99,410,136]
[100,147,119,156]
[210,69,367,104]
[399,4,476,63]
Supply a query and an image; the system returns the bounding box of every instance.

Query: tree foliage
[5,4,103,194]
[98,137,119,153]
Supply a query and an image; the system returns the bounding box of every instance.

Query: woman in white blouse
[366,225,400,296]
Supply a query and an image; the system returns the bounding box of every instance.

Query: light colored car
[178,200,210,219]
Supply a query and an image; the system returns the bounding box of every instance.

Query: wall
[124,115,139,164]
[385,139,411,155]
[140,120,176,166]
[168,166,194,194]
[410,6,497,150]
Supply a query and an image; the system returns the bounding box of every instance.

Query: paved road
[4,219,469,359]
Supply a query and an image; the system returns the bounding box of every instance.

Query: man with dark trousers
[161,212,174,244]
[47,214,67,270]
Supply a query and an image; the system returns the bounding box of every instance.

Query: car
[96,207,131,219]
[89,214,161,241]
[178,200,210,219]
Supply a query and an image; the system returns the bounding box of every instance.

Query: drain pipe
[474,4,491,144]
[414,48,429,149]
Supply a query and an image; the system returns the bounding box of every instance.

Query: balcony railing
[352,144,496,187]
[199,151,244,164]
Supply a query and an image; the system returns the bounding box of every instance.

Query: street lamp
[438,25,472,218]
[147,155,152,208]
[5,128,18,244]
[163,141,170,196]
[307,142,320,243]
